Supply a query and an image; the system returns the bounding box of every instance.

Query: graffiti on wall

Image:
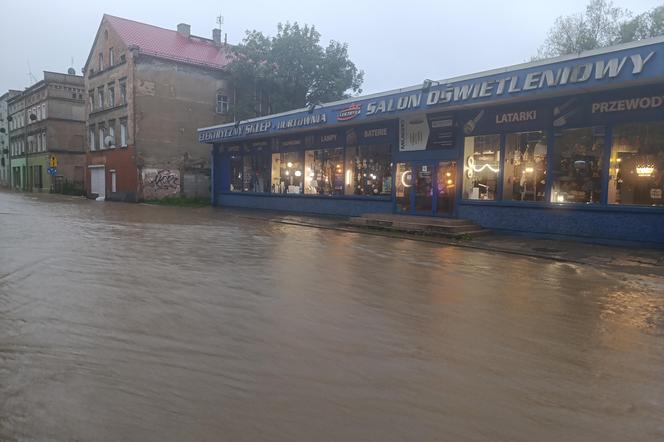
[142,168,180,199]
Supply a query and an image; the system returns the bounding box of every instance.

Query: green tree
[536,0,628,58]
[227,22,364,121]
[618,5,664,43]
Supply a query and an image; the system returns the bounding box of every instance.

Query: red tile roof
[104,14,231,69]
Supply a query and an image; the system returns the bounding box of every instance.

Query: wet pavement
[1,190,664,441]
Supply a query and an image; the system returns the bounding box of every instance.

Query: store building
[83,14,233,202]
[199,37,664,246]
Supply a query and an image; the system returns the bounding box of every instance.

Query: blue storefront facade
[199,37,664,247]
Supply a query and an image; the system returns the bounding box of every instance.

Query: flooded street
[1,191,663,441]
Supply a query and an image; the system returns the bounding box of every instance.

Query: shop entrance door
[394,161,456,216]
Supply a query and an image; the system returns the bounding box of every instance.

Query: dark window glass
[242,152,271,193]
[344,144,392,196]
[551,127,604,204]
[230,154,243,192]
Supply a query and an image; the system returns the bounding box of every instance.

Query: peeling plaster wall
[133,56,228,198]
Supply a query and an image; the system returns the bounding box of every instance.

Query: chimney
[177,23,191,38]
[212,28,221,46]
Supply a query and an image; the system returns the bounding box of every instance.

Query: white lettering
[630,51,655,74]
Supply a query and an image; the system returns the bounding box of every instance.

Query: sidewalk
[228,208,664,277]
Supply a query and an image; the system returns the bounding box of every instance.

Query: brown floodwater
[1,191,663,441]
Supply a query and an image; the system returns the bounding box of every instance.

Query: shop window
[271,151,304,194]
[344,144,392,196]
[551,127,604,204]
[462,134,500,200]
[503,131,548,202]
[609,122,664,206]
[243,152,271,193]
[304,148,345,196]
[230,154,243,192]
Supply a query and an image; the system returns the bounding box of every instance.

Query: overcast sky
[1,0,662,95]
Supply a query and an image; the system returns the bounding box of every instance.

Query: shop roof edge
[198,35,664,133]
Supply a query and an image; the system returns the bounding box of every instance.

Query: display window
[609,122,664,206]
[271,151,305,194]
[551,127,604,204]
[304,148,345,196]
[242,152,271,193]
[462,134,500,200]
[344,144,392,197]
[503,131,548,202]
[230,154,243,192]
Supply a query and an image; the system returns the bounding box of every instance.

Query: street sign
[49,156,58,167]
[47,167,57,176]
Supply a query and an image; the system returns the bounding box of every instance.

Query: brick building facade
[83,15,233,201]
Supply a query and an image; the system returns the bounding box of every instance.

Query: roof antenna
[26,61,37,84]
[216,12,224,34]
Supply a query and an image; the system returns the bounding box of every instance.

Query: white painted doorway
[90,166,106,199]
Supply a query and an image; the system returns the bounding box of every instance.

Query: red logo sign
[337,103,361,121]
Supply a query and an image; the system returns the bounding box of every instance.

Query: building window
[304,148,345,196]
[609,122,664,206]
[503,131,548,202]
[271,151,305,194]
[462,134,500,200]
[551,127,605,204]
[42,132,46,151]
[344,144,392,196]
[42,103,46,119]
[98,52,104,71]
[99,125,106,150]
[97,87,104,109]
[89,126,96,151]
[216,93,229,114]
[89,91,95,111]
[120,120,127,146]
[108,122,115,148]
[119,79,127,105]
[108,84,115,107]
[109,47,114,66]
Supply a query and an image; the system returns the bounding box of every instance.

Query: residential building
[7,72,86,192]
[0,90,21,187]
[83,14,233,201]
[199,37,664,247]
